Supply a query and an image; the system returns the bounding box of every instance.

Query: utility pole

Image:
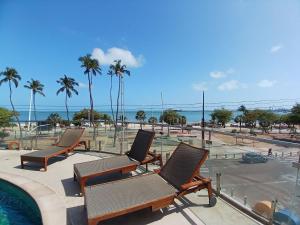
[202,91,205,144]
[28,89,33,131]
[161,92,164,131]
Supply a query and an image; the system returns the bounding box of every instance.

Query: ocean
[17,110,240,123]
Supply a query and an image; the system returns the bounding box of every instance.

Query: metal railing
[1,121,299,223]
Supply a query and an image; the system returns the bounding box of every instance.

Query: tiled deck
[0,150,261,225]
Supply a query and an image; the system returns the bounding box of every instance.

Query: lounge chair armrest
[148,151,157,157]
[180,177,211,191]
[148,151,163,167]
[140,155,154,164]
[153,169,161,174]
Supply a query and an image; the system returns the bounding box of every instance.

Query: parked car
[242,152,268,163]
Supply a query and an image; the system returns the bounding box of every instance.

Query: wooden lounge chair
[74,129,160,194]
[20,128,85,171]
[84,142,215,225]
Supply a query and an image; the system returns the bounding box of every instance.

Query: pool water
[0,179,42,225]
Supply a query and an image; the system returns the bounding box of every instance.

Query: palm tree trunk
[87,73,93,126]
[113,76,121,147]
[239,121,242,132]
[65,92,69,123]
[9,81,23,149]
[87,72,96,141]
[109,75,115,123]
[33,94,38,148]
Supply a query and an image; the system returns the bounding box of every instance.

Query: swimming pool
[0,179,42,225]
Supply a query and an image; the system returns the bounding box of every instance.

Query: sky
[0,0,300,112]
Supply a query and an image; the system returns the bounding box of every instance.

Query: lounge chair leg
[207,181,216,207]
[73,173,77,181]
[207,181,213,199]
[80,178,87,196]
[44,159,48,171]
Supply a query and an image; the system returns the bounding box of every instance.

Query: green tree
[236,105,248,132]
[46,113,62,134]
[160,110,180,135]
[282,114,297,134]
[244,110,259,128]
[148,116,158,131]
[148,117,158,124]
[234,115,243,132]
[56,75,79,123]
[0,67,23,148]
[108,60,130,146]
[135,110,146,129]
[178,115,187,132]
[238,105,248,115]
[0,107,14,128]
[73,109,102,122]
[290,104,300,125]
[210,108,232,128]
[24,79,45,147]
[255,110,277,133]
[100,113,112,132]
[78,54,101,136]
[280,104,300,133]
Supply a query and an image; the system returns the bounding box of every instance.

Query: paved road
[201,158,300,214]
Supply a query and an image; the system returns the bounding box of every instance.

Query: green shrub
[0,130,9,140]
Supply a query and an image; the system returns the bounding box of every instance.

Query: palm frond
[12,79,18,87]
[56,87,65,95]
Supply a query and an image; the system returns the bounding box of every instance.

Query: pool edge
[0,171,67,225]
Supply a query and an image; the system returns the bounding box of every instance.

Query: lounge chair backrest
[159,142,208,190]
[57,128,84,147]
[127,129,155,162]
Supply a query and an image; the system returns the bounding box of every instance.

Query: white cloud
[91,47,144,68]
[210,68,235,79]
[192,82,208,91]
[78,82,88,88]
[210,71,226,79]
[257,79,277,88]
[218,80,247,91]
[270,44,283,53]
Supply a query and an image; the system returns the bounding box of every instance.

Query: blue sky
[0,0,299,111]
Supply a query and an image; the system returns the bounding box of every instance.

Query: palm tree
[148,116,158,131]
[0,67,23,148]
[101,113,111,133]
[46,113,62,134]
[160,110,180,136]
[107,70,115,124]
[179,115,187,133]
[135,110,146,129]
[24,79,45,148]
[78,54,101,132]
[237,105,248,132]
[108,60,130,146]
[234,115,243,132]
[56,75,79,123]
